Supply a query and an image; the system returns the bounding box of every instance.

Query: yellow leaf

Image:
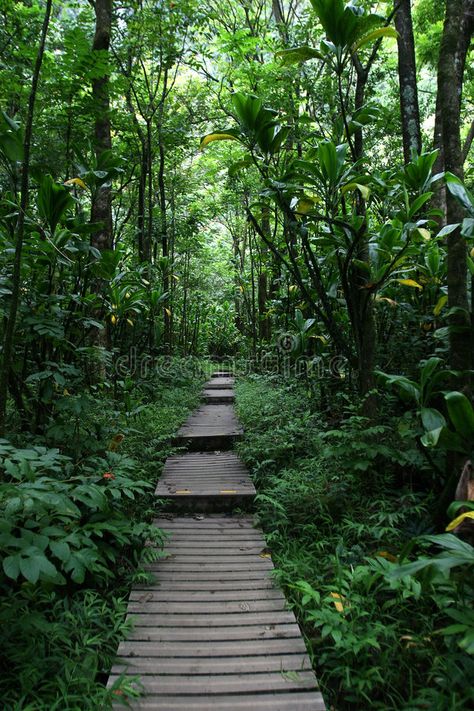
[416,228,431,241]
[126,318,134,326]
[289,285,298,293]
[341,182,371,200]
[109,433,124,451]
[165,308,172,317]
[63,388,70,396]
[433,294,448,316]
[330,592,345,613]
[200,132,239,150]
[111,314,117,325]
[176,489,192,495]
[64,177,87,189]
[295,197,315,215]
[375,296,398,307]
[446,511,474,531]
[220,489,237,494]
[374,550,398,562]
[259,552,272,558]
[471,247,474,258]
[397,278,423,290]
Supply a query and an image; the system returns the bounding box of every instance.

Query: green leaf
[445,391,474,440]
[3,554,21,580]
[445,173,474,216]
[341,182,370,200]
[37,175,74,234]
[352,26,398,52]
[19,555,41,583]
[276,46,324,65]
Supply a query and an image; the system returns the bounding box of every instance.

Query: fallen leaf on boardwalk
[220,489,237,494]
[176,489,191,495]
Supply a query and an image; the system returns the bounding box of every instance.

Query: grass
[235,373,474,711]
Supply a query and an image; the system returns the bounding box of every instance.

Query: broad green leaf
[37,175,74,234]
[445,391,474,440]
[445,172,474,216]
[352,26,398,52]
[421,407,446,433]
[276,46,324,65]
[437,223,460,238]
[341,182,370,200]
[19,555,41,583]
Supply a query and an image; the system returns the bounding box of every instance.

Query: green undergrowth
[0,359,207,710]
[236,374,474,711]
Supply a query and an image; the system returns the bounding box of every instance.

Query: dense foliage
[0,0,473,708]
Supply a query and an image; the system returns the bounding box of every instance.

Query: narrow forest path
[108,372,325,710]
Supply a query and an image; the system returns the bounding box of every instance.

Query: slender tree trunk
[90,0,113,252]
[0,0,52,436]
[395,0,422,163]
[437,0,474,376]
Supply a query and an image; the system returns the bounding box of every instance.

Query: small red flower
[103,471,115,480]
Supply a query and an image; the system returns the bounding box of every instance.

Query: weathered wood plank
[109,671,318,693]
[116,637,310,658]
[113,693,326,711]
[124,624,301,642]
[205,377,235,388]
[112,653,312,675]
[128,589,284,602]
[125,611,296,627]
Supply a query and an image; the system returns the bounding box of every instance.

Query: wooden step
[203,388,235,404]
[155,452,254,511]
[211,370,233,377]
[205,377,235,389]
[173,404,242,451]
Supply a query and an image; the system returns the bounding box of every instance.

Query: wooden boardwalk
[110,372,325,710]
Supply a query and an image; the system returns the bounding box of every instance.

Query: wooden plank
[127,599,287,613]
[109,671,318,693]
[132,579,277,591]
[125,624,301,642]
[115,638,310,658]
[114,693,326,711]
[128,589,284,602]
[112,653,312,675]
[125,611,297,626]
[204,377,235,388]
[128,598,287,614]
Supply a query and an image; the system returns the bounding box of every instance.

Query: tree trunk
[0,0,52,436]
[437,0,474,376]
[90,0,113,252]
[395,0,422,163]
